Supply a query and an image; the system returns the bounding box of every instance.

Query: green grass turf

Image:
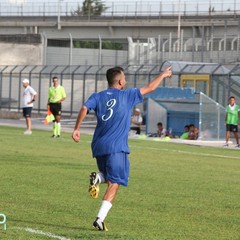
[0,126,240,240]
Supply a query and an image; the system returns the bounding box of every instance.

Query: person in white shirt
[130,108,143,134]
[157,122,166,138]
[22,79,37,135]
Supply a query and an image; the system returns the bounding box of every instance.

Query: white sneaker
[24,130,32,135]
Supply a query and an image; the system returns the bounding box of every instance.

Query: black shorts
[23,107,32,118]
[130,126,141,135]
[49,103,62,116]
[226,124,238,132]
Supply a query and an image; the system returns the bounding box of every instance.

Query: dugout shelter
[145,87,225,140]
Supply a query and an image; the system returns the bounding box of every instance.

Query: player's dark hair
[229,96,235,100]
[106,67,124,87]
[52,76,58,82]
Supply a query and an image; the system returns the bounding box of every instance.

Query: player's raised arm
[72,105,88,142]
[140,66,172,96]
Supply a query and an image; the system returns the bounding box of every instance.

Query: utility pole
[177,0,181,52]
[57,0,63,30]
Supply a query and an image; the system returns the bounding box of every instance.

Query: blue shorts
[96,152,130,186]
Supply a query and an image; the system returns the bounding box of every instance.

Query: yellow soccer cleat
[89,172,100,198]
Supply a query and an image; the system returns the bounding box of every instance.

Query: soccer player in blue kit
[72,66,172,231]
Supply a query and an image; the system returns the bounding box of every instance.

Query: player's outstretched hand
[162,66,172,78]
[72,130,80,142]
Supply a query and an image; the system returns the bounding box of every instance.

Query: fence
[127,32,240,65]
[0,0,239,18]
[1,62,240,117]
[2,31,240,66]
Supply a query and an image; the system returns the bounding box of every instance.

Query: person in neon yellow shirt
[47,76,66,138]
[180,125,189,139]
[224,96,239,147]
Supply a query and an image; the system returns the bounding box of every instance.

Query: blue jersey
[84,87,143,157]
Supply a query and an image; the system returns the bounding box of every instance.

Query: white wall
[46,47,128,66]
[0,43,43,65]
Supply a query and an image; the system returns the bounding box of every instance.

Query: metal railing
[1,62,240,116]
[0,0,239,18]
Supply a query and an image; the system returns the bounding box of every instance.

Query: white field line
[130,145,240,160]
[14,227,71,240]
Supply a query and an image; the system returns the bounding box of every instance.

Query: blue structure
[145,87,199,136]
[145,87,195,100]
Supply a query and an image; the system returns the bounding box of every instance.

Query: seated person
[193,127,199,140]
[160,130,172,141]
[130,108,143,135]
[180,125,189,139]
[188,124,195,140]
[157,122,166,138]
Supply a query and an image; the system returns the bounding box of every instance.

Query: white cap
[135,108,141,112]
[22,79,29,84]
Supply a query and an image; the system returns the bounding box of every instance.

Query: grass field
[0,126,240,240]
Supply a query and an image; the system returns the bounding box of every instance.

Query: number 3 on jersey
[102,99,116,121]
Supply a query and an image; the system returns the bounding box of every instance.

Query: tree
[71,0,108,16]
[71,4,82,16]
[73,40,123,50]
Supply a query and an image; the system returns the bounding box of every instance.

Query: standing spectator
[130,108,143,135]
[157,122,166,138]
[224,96,239,147]
[72,66,172,231]
[22,79,37,135]
[47,76,66,138]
